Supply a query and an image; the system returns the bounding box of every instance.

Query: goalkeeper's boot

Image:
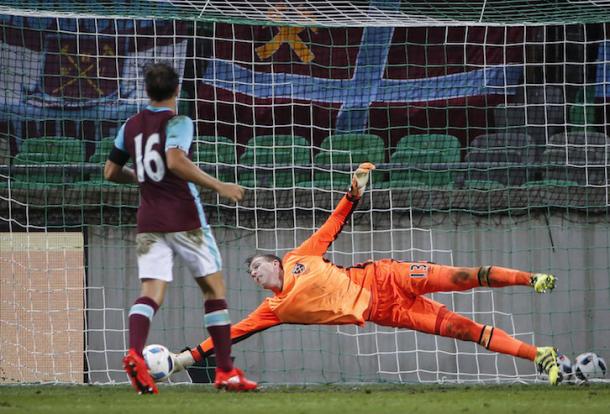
[535,347,560,385]
[531,273,556,293]
[123,348,159,395]
[214,367,258,391]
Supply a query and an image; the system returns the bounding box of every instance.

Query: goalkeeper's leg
[405,263,555,294]
[373,295,559,385]
[431,301,559,385]
[437,310,560,385]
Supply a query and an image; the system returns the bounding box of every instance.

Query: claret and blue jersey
[113,105,208,233]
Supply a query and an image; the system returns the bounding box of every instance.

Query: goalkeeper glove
[350,162,376,199]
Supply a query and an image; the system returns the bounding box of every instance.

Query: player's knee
[439,313,482,342]
[196,272,226,299]
[450,268,476,286]
[443,323,472,341]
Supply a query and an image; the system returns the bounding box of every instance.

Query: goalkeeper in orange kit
[173,162,561,385]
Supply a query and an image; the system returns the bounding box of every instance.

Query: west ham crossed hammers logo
[255,5,318,63]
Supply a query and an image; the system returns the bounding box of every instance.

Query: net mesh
[2,1,610,26]
[1,0,609,385]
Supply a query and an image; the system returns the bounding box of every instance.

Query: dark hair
[144,62,179,101]
[245,254,282,271]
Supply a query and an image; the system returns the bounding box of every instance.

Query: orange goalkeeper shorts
[366,259,448,335]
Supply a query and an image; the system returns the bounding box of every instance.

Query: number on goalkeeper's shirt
[410,263,428,278]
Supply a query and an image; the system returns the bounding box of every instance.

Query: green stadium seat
[11,153,74,189]
[21,137,85,162]
[396,134,461,162]
[321,133,385,153]
[177,89,192,118]
[387,134,461,189]
[239,135,311,188]
[10,137,86,188]
[83,138,115,186]
[569,87,597,132]
[295,178,351,191]
[389,149,453,188]
[313,134,386,188]
[248,135,310,148]
[374,179,436,189]
[194,136,237,183]
[89,137,116,164]
[314,149,384,187]
[463,179,506,190]
[78,137,134,188]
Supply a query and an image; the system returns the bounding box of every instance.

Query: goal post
[1,0,609,385]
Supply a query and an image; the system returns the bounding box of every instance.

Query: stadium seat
[389,149,453,188]
[11,137,85,189]
[177,89,192,117]
[239,135,311,188]
[309,150,368,189]
[549,130,609,147]
[388,134,460,189]
[70,137,126,189]
[311,133,386,189]
[523,179,580,188]
[467,133,534,186]
[320,133,385,153]
[194,136,237,183]
[20,136,85,162]
[547,131,610,185]
[462,179,506,190]
[79,137,118,186]
[464,149,526,186]
[11,153,64,189]
[536,145,608,186]
[470,133,535,163]
[493,104,565,161]
[395,134,461,162]
[569,87,597,132]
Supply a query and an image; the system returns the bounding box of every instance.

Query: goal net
[1,0,609,385]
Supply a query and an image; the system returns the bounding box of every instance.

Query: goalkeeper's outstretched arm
[289,162,376,257]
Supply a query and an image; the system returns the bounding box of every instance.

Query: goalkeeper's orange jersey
[195,194,379,358]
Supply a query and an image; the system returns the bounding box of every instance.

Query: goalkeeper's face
[248,256,283,291]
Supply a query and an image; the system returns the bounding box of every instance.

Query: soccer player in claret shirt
[172,162,561,385]
[104,63,256,394]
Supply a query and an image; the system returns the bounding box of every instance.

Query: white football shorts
[135,227,222,281]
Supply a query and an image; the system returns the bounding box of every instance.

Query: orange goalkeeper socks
[483,266,532,288]
[438,311,536,361]
[484,326,537,361]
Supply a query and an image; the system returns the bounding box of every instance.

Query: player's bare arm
[103,159,138,184]
[165,147,245,202]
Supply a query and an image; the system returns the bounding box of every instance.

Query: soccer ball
[556,354,573,382]
[574,352,607,382]
[142,344,174,382]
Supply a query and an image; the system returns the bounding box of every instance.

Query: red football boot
[123,348,158,395]
[214,367,258,391]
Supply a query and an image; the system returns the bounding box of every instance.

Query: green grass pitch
[1,384,609,414]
